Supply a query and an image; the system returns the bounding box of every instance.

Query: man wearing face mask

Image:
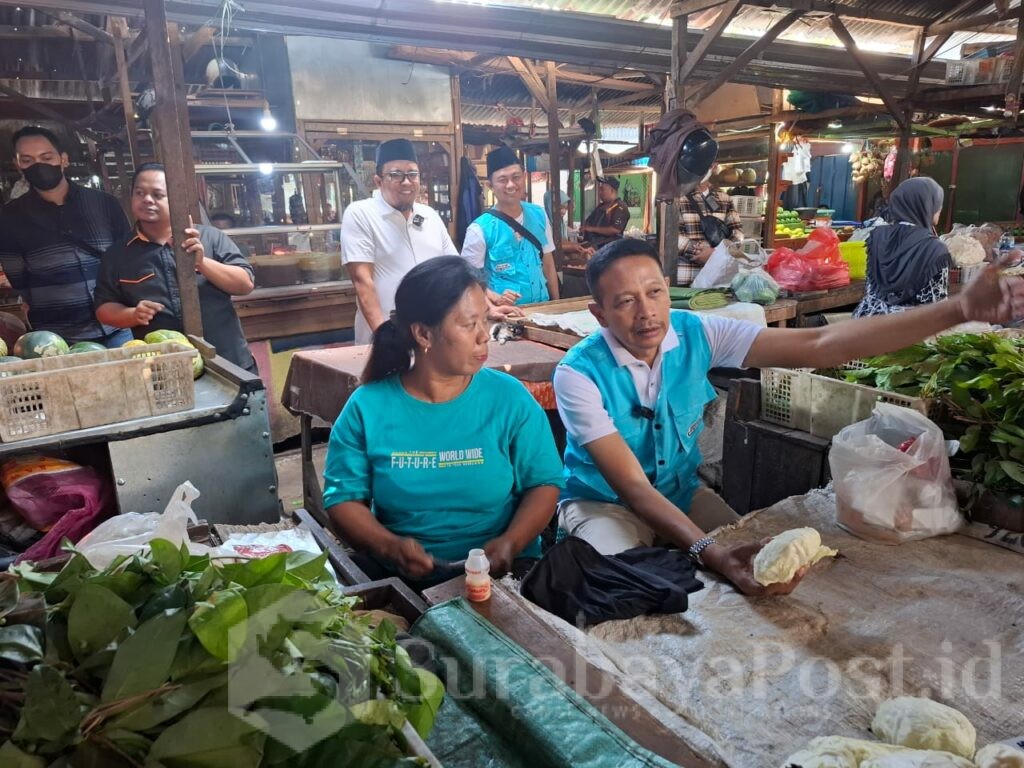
[341,139,460,345]
[0,126,132,346]
[675,165,742,287]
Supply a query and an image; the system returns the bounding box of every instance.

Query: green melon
[192,354,204,380]
[68,341,107,354]
[13,331,69,359]
[0,339,6,358]
[144,329,191,346]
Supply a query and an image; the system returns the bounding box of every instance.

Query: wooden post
[545,60,562,252]
[143,0,204,340]
[895,28,925,185]
[1004,12,1024,124]
[945,138,961,233]
[450,70,464,238]
[670,13,687,108]
[111,18,141,169]
[765,90,784,248]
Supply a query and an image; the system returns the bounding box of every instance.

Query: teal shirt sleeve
[323,394,372,510]
[508,385,565,494]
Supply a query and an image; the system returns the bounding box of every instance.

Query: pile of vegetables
[844,333,1024,493]
[669,287,728,311]
[0,542,442,767]
[731,268,780,306]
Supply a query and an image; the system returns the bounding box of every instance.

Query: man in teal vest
[462,146,560,306]
[554,239,1024,597]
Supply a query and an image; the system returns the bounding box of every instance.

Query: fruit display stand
[0,351,280,526]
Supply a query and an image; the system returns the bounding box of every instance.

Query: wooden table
[422,577,715,768]
[787,280,865,327]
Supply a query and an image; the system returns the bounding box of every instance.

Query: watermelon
[192,354,204,379]
[13,331,69,359]
[122,339,147,349]
[68,341,107,354]
[144,329,190,346]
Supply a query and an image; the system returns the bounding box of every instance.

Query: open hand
[959,252,1024,323]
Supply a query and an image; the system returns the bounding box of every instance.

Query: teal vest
[560,310,716,513]
[476,203,550,304]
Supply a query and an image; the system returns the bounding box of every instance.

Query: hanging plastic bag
[829,403,962,544]
[76,481,217,568]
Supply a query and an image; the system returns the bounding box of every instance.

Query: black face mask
[23,162,65,191]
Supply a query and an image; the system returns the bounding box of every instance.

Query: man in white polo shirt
[341,139,458,344]
[554,238,1024,598]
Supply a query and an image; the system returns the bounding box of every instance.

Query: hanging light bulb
[260,107,278,132]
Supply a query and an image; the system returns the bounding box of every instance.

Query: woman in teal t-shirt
[323,256,563,584]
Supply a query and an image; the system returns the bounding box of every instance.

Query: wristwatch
[687,536,717,567]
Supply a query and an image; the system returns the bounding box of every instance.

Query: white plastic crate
[732,195,761,217]
[760,365,929,440]
[0,341,198,442]
[739,215,763,240]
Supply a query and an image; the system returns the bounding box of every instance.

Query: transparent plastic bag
[77,481,215,568]
[731,266,780,305]
[829,403,962,544]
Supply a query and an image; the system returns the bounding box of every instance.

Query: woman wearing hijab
[854,177,952,317]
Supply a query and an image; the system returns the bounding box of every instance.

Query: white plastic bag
[77,481,213,568]
[829,403,963,544]
[691,240,740,289]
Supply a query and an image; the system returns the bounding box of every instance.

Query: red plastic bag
[768,228,850,291]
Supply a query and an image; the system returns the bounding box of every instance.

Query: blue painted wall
[808,155,858,222]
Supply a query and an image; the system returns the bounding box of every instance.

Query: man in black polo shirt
[580,176,630,251]
[94,162,257,372]
[0,126,132,345]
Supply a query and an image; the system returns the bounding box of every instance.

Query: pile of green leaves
[844,332,1024,492]
[0,541,442,767]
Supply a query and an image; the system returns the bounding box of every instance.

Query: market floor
[274,441,328,514]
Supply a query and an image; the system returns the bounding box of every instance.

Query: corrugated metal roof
[438,0,1017,56]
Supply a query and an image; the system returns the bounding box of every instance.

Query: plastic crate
[732,195,760,216]
[0,341,198,442]
[760,365,930,440]
[739,215,763,240]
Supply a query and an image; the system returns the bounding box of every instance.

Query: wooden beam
[829,15,907,132]
[764,89,783,248]
[670,13,687,107]
[895,28,925,184]
[928,11,1015,36]
[389,46,658,93]
[917,32,953,69]
[111,18,141,169]
[545,60,562,253]
[670,0,728,14]
[686,9,802,108]
[0,82,88,128]
[676,0,743,86]
[508,55,552,115]
[450,68,463,240]
[182,24,216,64]
[143,0,204,340]
[46,10,113,44]
[1005,11,1024,123]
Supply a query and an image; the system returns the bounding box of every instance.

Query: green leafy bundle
[844,332,1024,492]
[0,541,442,767]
